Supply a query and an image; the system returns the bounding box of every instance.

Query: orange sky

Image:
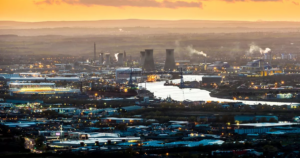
[0,0,300,21]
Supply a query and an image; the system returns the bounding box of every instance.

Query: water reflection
[138,75,295,106]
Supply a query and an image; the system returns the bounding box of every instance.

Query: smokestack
[269,51,272,67]
[99,53,104,65]
[140,51,146,66]
[105,53,110,65]
[94,43,96,63]
[118,53,124,66]
[143,49,155,71]
[164,49,176,71]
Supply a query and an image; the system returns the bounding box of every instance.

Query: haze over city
[2,0,300,158]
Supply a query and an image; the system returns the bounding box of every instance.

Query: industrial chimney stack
[164,49,176,71]
[143,49,155,71]
[94,43,96,64]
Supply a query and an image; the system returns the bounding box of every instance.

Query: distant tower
[140,51,146,66]
[143,49,155,71]
[118,53,124,66]
[164,49,176,71]
[94,43,96,63]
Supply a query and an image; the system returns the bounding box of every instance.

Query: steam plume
[260,48,271,54]
[115,53,119,61]
[186,45,207,57]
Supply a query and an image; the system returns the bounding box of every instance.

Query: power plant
[164,49,176,71]
[143,49,155,71]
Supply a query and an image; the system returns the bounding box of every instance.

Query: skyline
[1,0,300,22]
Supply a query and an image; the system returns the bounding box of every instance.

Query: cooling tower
[118,53,124,65]
[99,53,104,65]
[124,51,127,61]
[143,49,155,71]
[164,49,176,71]
[105,53,111,65]
[140,51,146,66]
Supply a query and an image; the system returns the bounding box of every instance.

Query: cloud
[292,1,299,5]
[223,0,282,2]
[35,0,203,8]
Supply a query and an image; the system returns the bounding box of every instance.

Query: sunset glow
[1,0,300,21]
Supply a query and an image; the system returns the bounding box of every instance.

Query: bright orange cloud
[36,0,203,8]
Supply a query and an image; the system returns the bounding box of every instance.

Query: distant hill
[1,19,300,29]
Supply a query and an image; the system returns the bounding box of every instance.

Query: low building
[234,115,278,123]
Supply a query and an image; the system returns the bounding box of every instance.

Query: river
[138,75,296,106]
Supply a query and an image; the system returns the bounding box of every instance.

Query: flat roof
[9,82,55,86]
[235,122,298,127]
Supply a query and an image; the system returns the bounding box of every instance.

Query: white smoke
[247,43,271,55]
[115,53,119,61]
[260,48,271,54]
[186,45,207,57]
[248,43,261,55]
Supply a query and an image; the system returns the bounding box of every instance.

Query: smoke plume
[260,48,271,54]
[247,43,261,55]
[115,53,119,61]
[186,45,207,57]
[247,43,271,55]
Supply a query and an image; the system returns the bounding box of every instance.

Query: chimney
[268,51,272,68]
[94,43,96,63]
[164,49,176,71]
[143,49,155,71]
[118,53,124,66]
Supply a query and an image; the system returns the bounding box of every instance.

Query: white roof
[116,67,142,72]
[235,122,298,127]
[9,82,55,86]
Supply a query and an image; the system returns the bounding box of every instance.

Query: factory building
[240,59,270,73]
[201,76,223,85]
[281,53,297,60]
[206,61,230,71]
[8,77,80,82]
[115,67,142,81]
[8,82,80,96]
